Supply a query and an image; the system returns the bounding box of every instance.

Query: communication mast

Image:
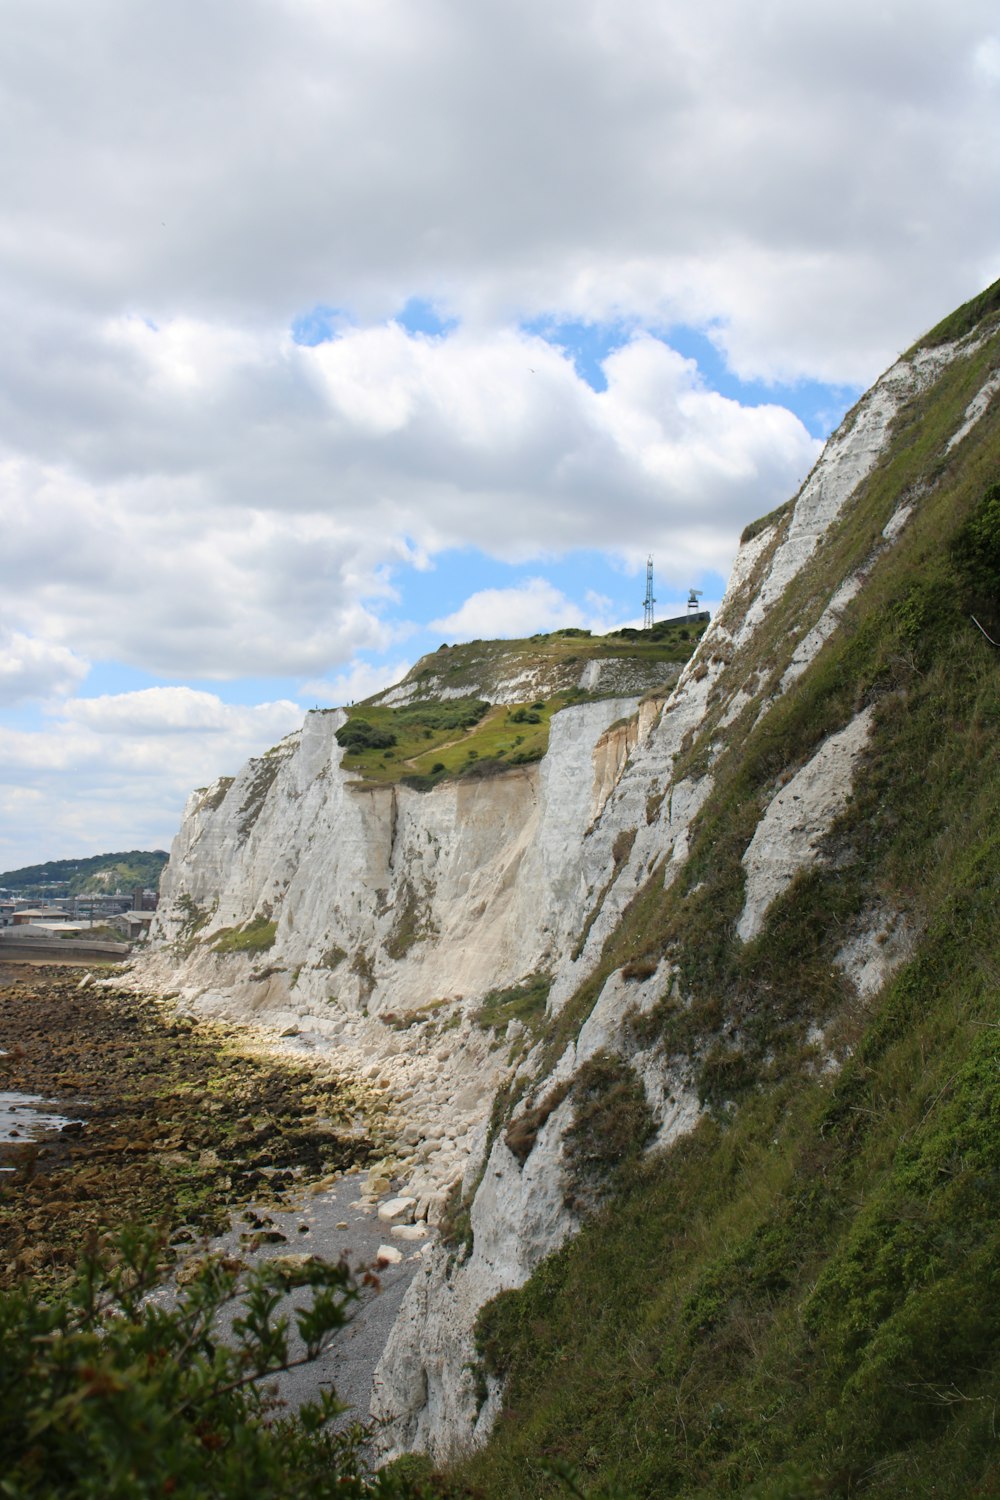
[687,588,703,615]
[642,556,656,629]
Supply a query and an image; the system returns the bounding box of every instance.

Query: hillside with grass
[331,620,705,788]
[136,279,1000,1497]
[435,290,1000,1496]
[0,850,168,897]
[374,619,704,706]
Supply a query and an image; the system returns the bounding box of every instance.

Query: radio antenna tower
[643,556,656,630]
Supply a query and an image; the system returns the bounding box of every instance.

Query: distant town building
[123,912,155,940]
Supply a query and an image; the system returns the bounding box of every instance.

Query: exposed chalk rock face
[779,573,865,695]
[732,338,969,652]
[574,965,700,1149]
[374,962,701,1463]
[134,321,985,1463]
[777,487,923,698]
[373,642,678,708]
[374,1088,581,1460]
[141,691,654,1226]
[835,907,916,1000]
[945,366,1000,452]
[577,655,684,697]
[736,707,876,945]
[368,332,985,1459]
[151,696,642,1021]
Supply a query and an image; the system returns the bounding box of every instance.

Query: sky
[1,0,999,871]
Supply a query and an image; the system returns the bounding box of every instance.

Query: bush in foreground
[0,1228,430,1499]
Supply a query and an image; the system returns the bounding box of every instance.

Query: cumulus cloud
[61,687,301,738]
[0,631,89,706]
[1,691,301,774]
[0,689,303,868]
[430,579,621,641]
[300,660,415,708]
[0,322,818,679]
[2,1,996,376]
[0,448,405,677]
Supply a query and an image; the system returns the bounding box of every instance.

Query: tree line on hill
[0,850,169,899]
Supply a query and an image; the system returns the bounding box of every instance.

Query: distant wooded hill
[0,851,169,897]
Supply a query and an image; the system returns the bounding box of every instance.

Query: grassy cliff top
[369,619,705,706]
[335,692,561,788]
[335,621,705,788]
[910,271,1000,351]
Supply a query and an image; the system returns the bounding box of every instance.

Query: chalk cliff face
[137,293,1000,1463]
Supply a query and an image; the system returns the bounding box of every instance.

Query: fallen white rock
[378,1196,417,1223]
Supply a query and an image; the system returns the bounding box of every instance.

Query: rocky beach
[0,956,400,1287]
[0,954,444,1436]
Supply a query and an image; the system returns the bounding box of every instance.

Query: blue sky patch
[522,317,631,392]
[523,316,859,438]
[289,305,858,440]
[394,297,458,338]
[661,325,860,439]
[74,662,305,708]
[379,546,726,650]
[290,304,349,346]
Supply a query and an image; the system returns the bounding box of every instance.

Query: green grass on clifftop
[335,695,557,785]
[333,624,702,788]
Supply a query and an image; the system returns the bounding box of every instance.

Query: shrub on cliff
[335,720,398,752]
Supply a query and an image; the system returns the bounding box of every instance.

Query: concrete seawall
[0,934,130,959]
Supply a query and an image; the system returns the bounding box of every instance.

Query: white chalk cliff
[135,317,999,1461]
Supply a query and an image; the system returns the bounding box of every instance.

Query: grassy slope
[335,696,558,785]
[451,293,1000,1497]
[0,850,168,896]
[398,624,700,698]
[334,623,701,787]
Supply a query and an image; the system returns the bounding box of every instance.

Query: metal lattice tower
[643,556,656,629]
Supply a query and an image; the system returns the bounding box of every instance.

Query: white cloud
[430,578,620,641]
[2,1,995,376]
[1,692,301,776]
[0,630,89,705]
[0,689,304,868]
[61,687,301,738]
[0,448,405,677]
[973,34,1000,82]
[300,659,415,707]
[0,323,818,681]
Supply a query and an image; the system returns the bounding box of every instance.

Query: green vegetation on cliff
[333,622,703,788]
[391,620,703,703]
[452,291,1000,1497]
[335,694,559,785]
